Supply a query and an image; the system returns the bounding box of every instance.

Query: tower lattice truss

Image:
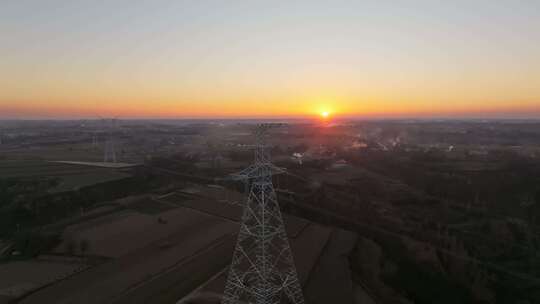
[104,138,116,163]
[222,124,305,304]
[103,118,117,163]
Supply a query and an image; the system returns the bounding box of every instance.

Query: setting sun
[321,111,330,118]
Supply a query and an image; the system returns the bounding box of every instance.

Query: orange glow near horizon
[1,96,539,119]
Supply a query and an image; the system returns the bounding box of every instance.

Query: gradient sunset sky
[1,0,539,119]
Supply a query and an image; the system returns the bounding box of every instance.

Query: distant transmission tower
[0,125,4,146]
[103,118,117,163]
[92,130,98,148]
[222,124,305,304]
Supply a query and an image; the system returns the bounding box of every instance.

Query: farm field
[127,197,176,215]
[0,160,109,178]
[0,143,103,162]
[20,207,237,304]
[0,160,130,179]
[303,230,358,304]
[161,188,310,237]
[16,183,362,304]
[50,171,131,193]
[0,260,83,298]
[55,206,231,258]
[0,160,132,192]
[188,224,359,303]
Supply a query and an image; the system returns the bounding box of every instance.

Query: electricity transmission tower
[103,118,117,163]
[92,130,98,148]
[222,124,305,304]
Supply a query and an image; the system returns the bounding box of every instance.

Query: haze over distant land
[1,0,539,119]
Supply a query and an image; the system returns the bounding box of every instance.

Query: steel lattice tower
[222,124,305,304]
[103,118,117,163]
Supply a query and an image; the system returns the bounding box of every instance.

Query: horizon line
[2,115,540,122]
